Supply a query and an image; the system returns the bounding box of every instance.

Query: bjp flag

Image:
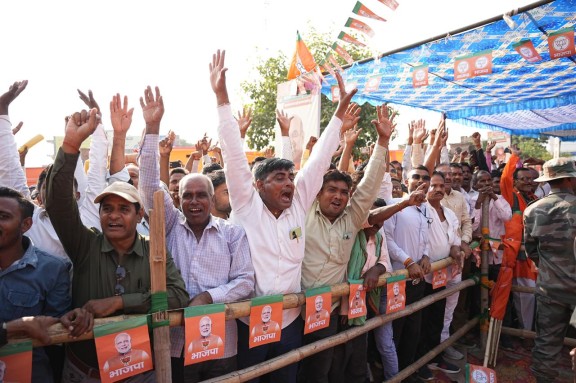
[287,31,318,80]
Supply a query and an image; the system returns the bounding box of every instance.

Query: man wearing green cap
[524,158,576,383]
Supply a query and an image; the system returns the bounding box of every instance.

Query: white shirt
[473,195,512,264]
[217,104,342,327]
[425,204,461,283]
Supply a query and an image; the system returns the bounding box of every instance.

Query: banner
[352,1,386,22]
[304,286,332,334]
[412,65,429,87]
[386,275,406,314]
[547,27,575,59]
[93,316,153,383]
[249,295,283,348]
[454,50,492,80]
[184,304,226,365]
[0,341,33,383]
[345,18,375,38]
[338,31,366,48]
[348,279,367,319]
[432,268,448,289]
[328,54,345,73]
[377,0,399,11]
[465,364,497,382]
[512,39,542,63]
[287,31,318,80]
[364,75,382,92]
[332,43,354,65]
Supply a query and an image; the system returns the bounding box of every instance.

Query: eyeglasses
[411,174,431,181]
[115,265,127,296]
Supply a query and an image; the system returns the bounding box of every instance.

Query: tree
[511,135,552,161]
[240,27,397,156]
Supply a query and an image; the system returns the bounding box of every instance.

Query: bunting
[327,54,345,73]
[345,17,375,38]
[287,31,318,80]
[454,50,493,81]
[332,42,354,65]
[338,31,366,47]
[352,1,386,23]
[547,27,575,59]
[512,39,542,63]
[377,0,399,11]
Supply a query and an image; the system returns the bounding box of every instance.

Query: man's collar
[179,214,220,233]
[101,233,146,257]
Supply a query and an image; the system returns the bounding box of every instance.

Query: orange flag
[345,17,375,38]
[352,1,386,22]
[332,43,354,65]
[287,31,318,80]
[338,31,366,47]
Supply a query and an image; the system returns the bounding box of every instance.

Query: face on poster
[95,325,153,383]
[249,302,282,348]
[513,40,542,63]
[386,279,406,314]
[185,312,226,365]
[304,292,331,334]
[348,283,367,319]
[433,268,448,289]
[548,28,575,59]
[0,347,32,383]
[412,67,428,88]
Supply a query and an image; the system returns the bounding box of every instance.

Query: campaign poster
[512,39,542,63]
[184,304,226,365]
[93,316,153,383]
[465,363,497,383]
[547,27,575,59]
[412,65,429,88]
[348,279,367,319]
[0,341,32,383]
[365,75,382,93]
[249,295,283,348]
[304,286,332,334]
[433,268,448,289]
[471,50,493,77]
[454,56,473,81]
[386,275,406,314]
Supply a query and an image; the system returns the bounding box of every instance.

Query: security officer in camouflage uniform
[524,158,576,383]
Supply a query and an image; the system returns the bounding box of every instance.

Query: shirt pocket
[4,289,41,319]
[328,231,347,265]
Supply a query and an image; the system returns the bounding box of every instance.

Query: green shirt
[46,148,189,368]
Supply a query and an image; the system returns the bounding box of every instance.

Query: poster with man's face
[0,341,32,383]
[386,275,406,314]
[348,281,367,319]
[93,317,153,383]
[304,286,331,334]
[249,295,283,348]
[184,304,226,365]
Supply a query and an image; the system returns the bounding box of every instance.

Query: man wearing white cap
[45,108,189,383]
[524,158,576,383]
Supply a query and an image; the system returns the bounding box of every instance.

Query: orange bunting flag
[364,75,382,92]
[328,54,345,73]
[338,31,366,47]
[321,62,336,77]
[287,31,318,80]
[465,364,497,383]
[454,50,492,81]
[547,27,575,59]
[332,43,354,65]
[377,0,399,11]
[512,39,542,63]
[345,18,375,38]
[352,1,386,22]
[412,65,429,87]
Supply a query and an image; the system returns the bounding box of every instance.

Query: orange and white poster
[0,341,32,383]
[466,363,497,383]
[184,304,226,365]
[93,316,153,383]
[304,286,332,334]
[249,295,283,348]
[377,0,399,11]
[512,39,542,63]
[338,31,366,48]
[348,280,367,319]
[433,268,448,289]
[332,43,354,65]
[548,27,575,59]
[352,1,387,22]
[412,65,429,87]
[364,75,382,93]
[345,17,376,38]
[386,275,406,314]
[454,51,492,81]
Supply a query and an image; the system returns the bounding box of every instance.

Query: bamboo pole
[480,198,490,351]
[510,285,536,294]
[149,190,171,382]
[386,317,480,383]
[203,278,477,383]
[10,258,456,346]
[501,327,576,347]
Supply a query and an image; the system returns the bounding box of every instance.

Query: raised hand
[0,80,28,116]
[235,107,253,138]
[436,115,448,147]
[486,140,496,152]
[306,136,318,152]
[510,144,521,157]
[471,132,482,150]
[209,49,229,105]
[371,104,396,146]
[62,108,100,152]
[264,146,274,159]
[407,121,415,146]
[140,86,164,132]
[276,109,294,136]
[110,94,134,136]
[412,119,427,144]
[12,121,23,135]
[429,128,437,146]
[77,89,101,114]
[159,130,175,157]
[343,126,362,146]
[198,134,212,155]
[341,103,361,134]
[333,71,358,121]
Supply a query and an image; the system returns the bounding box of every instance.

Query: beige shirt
[441,188,473,243]
[302,145,387,290]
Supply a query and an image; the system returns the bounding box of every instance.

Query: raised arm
[423,115,446,176]
[276,109,294,161]
[109,94,134,176]
[500,145,521,207]
[159,130,175,186]
[338,109,362,171]
[411,119,427,167]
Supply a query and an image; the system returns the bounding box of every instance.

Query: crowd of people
[1,49,575,383]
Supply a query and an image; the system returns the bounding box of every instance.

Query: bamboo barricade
[8,258,456,346]
[480,198,490,351]
[203,278,478,383]
[148,190,172,382]
[501,327,576,347]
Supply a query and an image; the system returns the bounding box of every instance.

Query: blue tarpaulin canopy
[321,0,576,140]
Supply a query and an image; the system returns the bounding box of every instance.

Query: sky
[2,0,538,167]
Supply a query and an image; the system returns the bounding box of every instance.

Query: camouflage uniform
[523,158,576,382]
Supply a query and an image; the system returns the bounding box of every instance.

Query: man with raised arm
[209,49,356,383]
[138,86,254,382]
[45,106,189,383]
